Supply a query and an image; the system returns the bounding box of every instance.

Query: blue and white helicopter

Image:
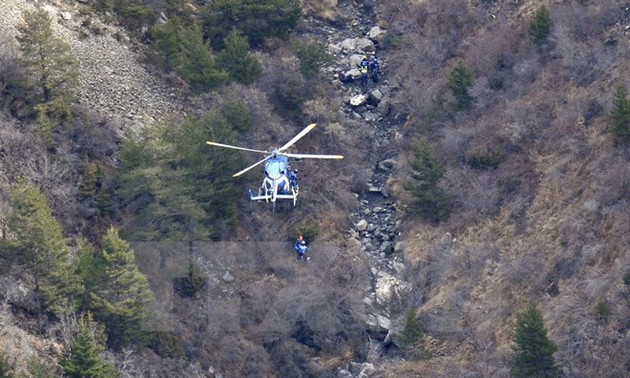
[206,123,344,209]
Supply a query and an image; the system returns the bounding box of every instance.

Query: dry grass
[392,0,630,374]
[300,0,338,21]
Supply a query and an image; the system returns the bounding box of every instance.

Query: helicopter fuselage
[250,155,298,207]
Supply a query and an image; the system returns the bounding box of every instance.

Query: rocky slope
[0,0,184,131]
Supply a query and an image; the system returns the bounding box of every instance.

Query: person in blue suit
[294,235,309,262]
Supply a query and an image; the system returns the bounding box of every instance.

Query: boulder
[350,94,368,106]
[364,112,380,122]
[359,363,377,378]
[369,89,384,103]
[355,38,376,53]
[367,26,387,43]
[377,96,391,116]
[380,241,394,255]
[356,219,368,231]
[339,38,357,52]
[222,271,234,283]
[378,159,397,172]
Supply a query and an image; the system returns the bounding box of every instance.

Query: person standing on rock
[358,55,370,88]
[369,54,380,83]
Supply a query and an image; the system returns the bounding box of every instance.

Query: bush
[609,84,630,145]
[593,298,611,322]
[92,0,154,37]
[293,221,320,244]
[149,332,187,359]
[466,147,504,170]
[400,309,431,360]
[0,351,12,378]
[293,38,332,79]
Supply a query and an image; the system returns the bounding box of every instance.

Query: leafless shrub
[0,34,23,108]
[256,52,310,124]
[466,21,525,92]
[300,0,338,21]
[446,167,501,222]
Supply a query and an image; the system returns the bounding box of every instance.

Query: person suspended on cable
[294,235,309,262]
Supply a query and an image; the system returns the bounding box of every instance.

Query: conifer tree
[117,114,243,240]
[16,9,79,139]
[511,303,558,378]
[405,139,450,223]
[90,227,153,348]
[0,351,11,378]
[400,309,430,360]
[8,184,81,316]
[610,84,630,145]
[447,61,475,111]
[61,312,119,378]
[26,355,56,378]
[529,5,552,47]
[293,38,332,79]
[203,0,301,49]
[76,237,107,309]
[217,28,262,85]
[177,21,228,92]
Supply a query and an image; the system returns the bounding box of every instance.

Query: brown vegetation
[0,0,628,376]
[383,0,630,376]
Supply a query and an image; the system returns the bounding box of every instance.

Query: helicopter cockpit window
[266,160,284,179]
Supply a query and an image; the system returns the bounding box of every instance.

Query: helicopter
[206,123,344,210]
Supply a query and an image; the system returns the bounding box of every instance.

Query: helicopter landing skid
[248,190,298,208]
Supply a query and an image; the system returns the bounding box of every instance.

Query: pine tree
[405,139,450,223]
[151,17,186,72]
[8,184,81,316]
[610,84,630,145]
[0,351,11,378]
[511,303,558,378]
[16,9,78,139]
[447,61,475,111]
[26,355,56,378]
[400,309,430,360]
[529,5,552,47]
[90,227,153,348]
[61,313,119,378]
[117,115,243,240]
[176,21,228,92]
[203,0,301,49]
[76,237,107,309]
[293,38,332,79]
[217,28,262,84]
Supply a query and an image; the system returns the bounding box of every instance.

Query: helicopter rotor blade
[232,155,272,177]
[206,141,269,154]
[278,123,317,152]
[283,153,344,160]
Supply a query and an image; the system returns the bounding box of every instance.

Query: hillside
[0,0,629,377]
